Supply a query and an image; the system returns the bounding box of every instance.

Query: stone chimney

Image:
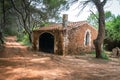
[62,14,68,27]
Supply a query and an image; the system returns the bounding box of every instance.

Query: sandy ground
[0,36,120,80]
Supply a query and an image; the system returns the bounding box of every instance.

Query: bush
[90,51,109,60]
[101,51,109,60]
[17,33,31,46]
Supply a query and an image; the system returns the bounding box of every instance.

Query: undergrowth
[17,34,31,46]
[90,51,109,60]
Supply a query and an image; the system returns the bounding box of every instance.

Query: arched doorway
[39,32,54,53]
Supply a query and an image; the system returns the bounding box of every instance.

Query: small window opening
[85,32,90,46]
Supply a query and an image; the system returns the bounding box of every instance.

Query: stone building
[32,14,98,55]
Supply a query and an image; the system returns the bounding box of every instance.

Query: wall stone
[32,29,65,55]
[68,23,97,55]
[32,22,98,55]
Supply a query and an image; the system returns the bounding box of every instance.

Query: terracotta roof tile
[68,21,87,27]
[37,24,62,30]
[34,21,87,31]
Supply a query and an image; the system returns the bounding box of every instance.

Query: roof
[33,21,96,31]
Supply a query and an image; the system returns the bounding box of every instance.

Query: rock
[117,48,120,57]
[112,47,120,58]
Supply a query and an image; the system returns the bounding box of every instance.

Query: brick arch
[39,32,54,53]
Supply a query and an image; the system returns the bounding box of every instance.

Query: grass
[20,41,31,46]
[101,52,109,60]
[79,52,86,55]
[17,34,32,46]
[90,51,110,60]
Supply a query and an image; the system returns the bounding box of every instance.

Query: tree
[87,11,115,28]
[87,11,119,51]
[72,0,108,58]
[0,0,13,44]
[89,0,106,58]
[87,12,98,28]
[11,0,34,42]
[0,0,5,44]
[10,0,67,43]
[0,0,68,44]
[0,0,17,36]
[105,15,120,50]
[106,15,120,41]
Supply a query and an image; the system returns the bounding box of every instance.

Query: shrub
[101,51,109,60]
[17,33,31,46]
[90,51,109,60]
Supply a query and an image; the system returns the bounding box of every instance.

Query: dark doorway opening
[39,33,54,53]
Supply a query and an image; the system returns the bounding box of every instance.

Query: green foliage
[40,0,68,22]
[17,33,31,46]
[87,11,114,28]
[4,25,18,36]
[9,0,68,43]
[90,51,109,60]
[101,51,109,60]
[106,15,120,41]
[87,12,98,28]
[0,0,68,43]
[0,0,17,36]
[21,34,31,46]
[105,11,115,22]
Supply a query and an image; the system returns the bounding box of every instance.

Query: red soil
[0,36,120,80]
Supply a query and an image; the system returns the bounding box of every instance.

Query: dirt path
[0,36,120,80]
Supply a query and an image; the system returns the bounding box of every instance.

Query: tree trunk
[94,5,105,58]
[0,0,5,44]
[28,32,32,43]
[11,0,32,43]
[2,0,5,29]
[23,20,32,43]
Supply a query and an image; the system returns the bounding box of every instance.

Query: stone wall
[32,23,97,55]
[68,23,97,55]
[32,29,64,55]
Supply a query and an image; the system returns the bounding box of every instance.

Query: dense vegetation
[105,15,120,50]
[0,0,68,45]
[87,12,120,51]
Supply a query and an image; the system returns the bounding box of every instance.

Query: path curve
[0,36,120,80]
[0,36,33,58]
